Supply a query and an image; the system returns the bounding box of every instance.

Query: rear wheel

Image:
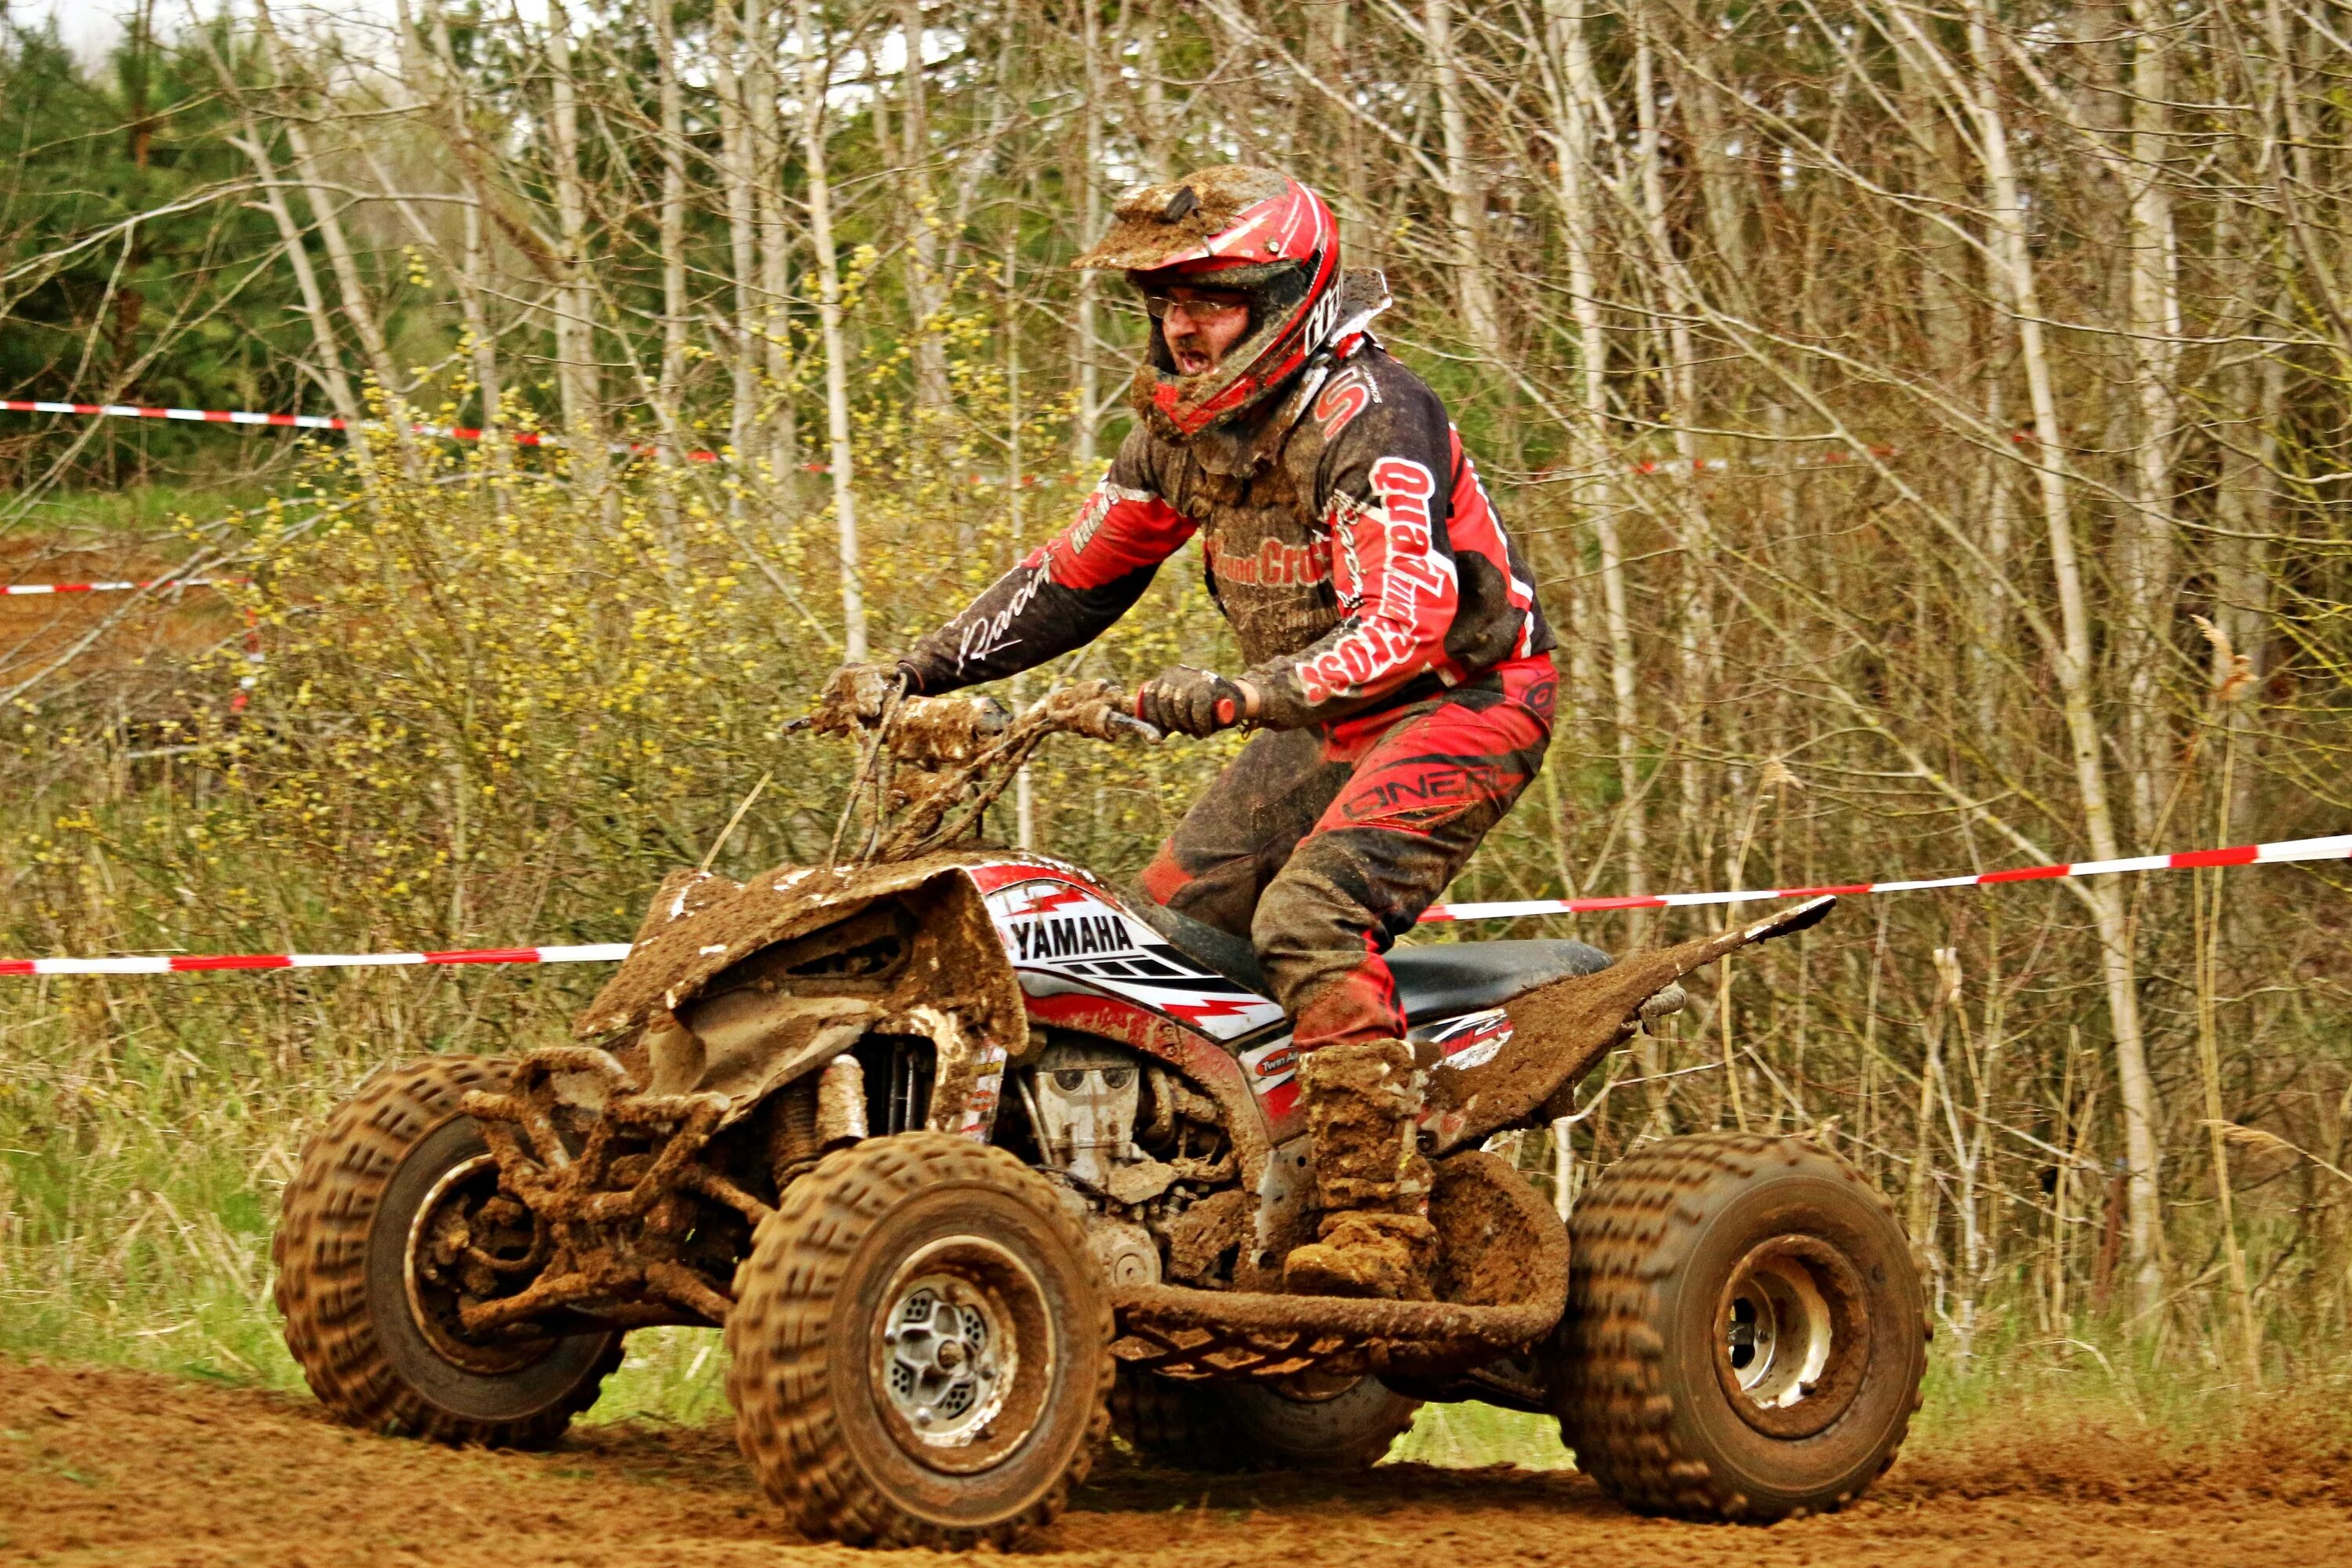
[1548,1132,1926,1522]
[1111,1365,1420,1472]
[273,1058,621,1446]
[725,1132,1112,1548]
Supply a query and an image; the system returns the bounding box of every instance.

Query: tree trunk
[1633,12,1716,893]
[2118,0,2180,837]
[1951,0,2164,1314]
[543,0,608,493]
[221,107,376,490]
[800,0,868,660]
[418,0,509,477]
[1074,0,1106,466]
[713,0,761,492]
[1304,1,1369,258]
[1892,24,2003,739]
[652,0,690,557]
[255,0,418,477]
[898,0,952,417]
[752,0,800,495]
[1425,0,1504,364]
[2213,347,2280,840]
[1134,1,1173,183]
[1543,0,1646,922]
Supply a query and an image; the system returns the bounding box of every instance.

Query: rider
[828,165,1556,1301]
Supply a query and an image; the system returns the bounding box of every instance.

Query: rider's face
[1159,288,1252,376]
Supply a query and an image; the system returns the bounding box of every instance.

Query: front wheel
[273,1058,621,1446]
[725,1132,1112,1549]
[1547,1132,1927,1522]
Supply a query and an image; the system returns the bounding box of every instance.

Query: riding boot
[1281,1038,1439,1301]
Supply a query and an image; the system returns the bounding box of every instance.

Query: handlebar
[799,677,1160,766]
[800,677,1159,865]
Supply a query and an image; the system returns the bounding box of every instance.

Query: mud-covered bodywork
[575,851,1033,1134]
[571,848,1294,1134]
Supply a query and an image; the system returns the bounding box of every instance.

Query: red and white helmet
[1073,165,1341,438]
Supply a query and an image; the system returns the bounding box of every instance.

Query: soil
[0,534,245,674]
[7,1359,2349,1566]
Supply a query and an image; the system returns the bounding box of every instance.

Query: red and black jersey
[902,344,1553,729]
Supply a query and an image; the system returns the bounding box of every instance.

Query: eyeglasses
[1143,291,1251,321]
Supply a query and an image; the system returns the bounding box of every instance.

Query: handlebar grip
[1214,697,1237,727]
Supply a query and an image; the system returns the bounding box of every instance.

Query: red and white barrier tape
[2,832,2343,978]
[1416,832,2352,922]
[3,577,245,597]
[1,399,720,463]
[14,399,2027,481]
[3,398,346,430]
[0,943,632,977]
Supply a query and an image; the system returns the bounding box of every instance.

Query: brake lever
[1108,711,1163,744]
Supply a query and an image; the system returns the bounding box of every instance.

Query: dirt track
[5,1362,2349,1566]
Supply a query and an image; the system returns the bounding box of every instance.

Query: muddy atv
[274,681,1927,1547]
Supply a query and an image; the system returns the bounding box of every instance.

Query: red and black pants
[1136,652,1555,1051]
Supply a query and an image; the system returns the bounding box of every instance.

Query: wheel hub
[881,1276,1007,1442]
[1714,1233,1871,1439]
[866,1234,1052,1475]
[404,1153,557,1375]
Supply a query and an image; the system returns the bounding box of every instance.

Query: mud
[1073,166,1291,270]
[1425,1149,1566,1313]
[578,856,1026,1073]
[1110,1282,1564,1383]
[0,535,245,677]
[1294,1040,1430,1211]
[7,1359,2350,1567]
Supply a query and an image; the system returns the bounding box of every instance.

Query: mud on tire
[1548,1132,1927,1522]
[273,1057,621,1446]
[724,1131,1113,1549]
[1112,1365,1419,1472]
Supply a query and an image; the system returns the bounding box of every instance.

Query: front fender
[575,850,1020,1040]
[573,852,1032,1128]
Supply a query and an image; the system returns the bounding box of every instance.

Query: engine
[1016,1033,1240,1290]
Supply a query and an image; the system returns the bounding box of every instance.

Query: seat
[1386,939,1613,1023]
[1127,895,1612,1027]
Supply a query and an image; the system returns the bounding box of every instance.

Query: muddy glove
[817,661,916,725]
[1137,666,1249,738]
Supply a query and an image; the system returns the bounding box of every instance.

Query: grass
[4,479,278,544]
[0,972,592,1392]
[1388,1403,1570,1469]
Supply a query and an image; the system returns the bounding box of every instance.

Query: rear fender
[1425,897,1836,1153]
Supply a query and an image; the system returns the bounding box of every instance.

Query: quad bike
[274,680,1927,1547]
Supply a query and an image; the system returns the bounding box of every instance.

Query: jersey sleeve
[1243,383,1462,728]
[901,429,1196,694]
